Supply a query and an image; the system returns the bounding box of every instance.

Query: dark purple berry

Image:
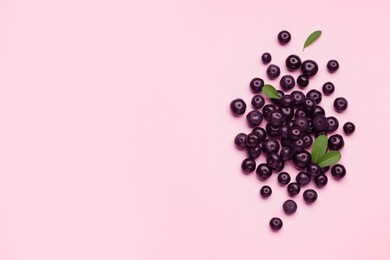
[245,133,260,148]
[261,52,272,64]
[250,78,264,93]
[262,104,277,119]
[288,126,302,141]
[287,182,301,196]
[262,138,280,154]
[302,134,313,148]
[280,146,294,161]
[303,98,316,113]
[279,125,289,139]
[312,114,329,132]
[343,122,355,135]
[291,90,305,106]
[327,59,339,73]
[314,174,328,188]
[293,117,309,132]
[291,138,305,152]
[266,152,282,170]
[278,172,291,185]
[292,151,311,169]
[334,97,348,112]
[268,110,285,127]
[246,110,263,127]
[251,95,265,109]
[234,133,247,149]
[280,75,296,90]
[256,163,272,180]
[312,106,325,116]
[266,123,280,137]
[320,166,330,174]
[297,75,309,88]
[296,172,311,186]
[280,107,294,120]
[241,158,256,173]
[328,134,344,150]
[247,146,262,159]
[274,160,285,172]
[267,64,281,80]
[322,82,335,95]
[327,117,339,132]
[271,90,284,105]
[307,163,321,178]
[303,189,318,203]
[306,89,322,104]
[280,95,294,108]
[295,108,308,118]
[286,54,301,71]
[251,127,267,142]
[331,164,346,179]
[230,98,246,115]
[270,217,283,231]
[260,185,272,198]
[278,30,291,44]
[283,199,297,214]
[301,60,319,77]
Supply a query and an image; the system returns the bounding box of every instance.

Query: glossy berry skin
[267,64,281,80]
[261,52,272,64]
[268,110,285,127]
[279,125,289,139]
[250,78,264,93]
[241,158,256,173]
[314,174,328,188]
[262,138,280,154]
[320,166,330,174]
[278,172,291,185]
[251,95,265,109]
[327,59,339,73]
[260,185,272,198]
[266,123,280,137]
[343,122,355,135]
[295,108,308,118]
[245,133,260,148]
[266,152,282,170]
[328,134,345,150]
[301,60,319,77]
[286,54,302,71]
[291,90,305,106]
[287,182,301,196]
[247,146,261,159]
[303,189,318,203]
[327,116,339,132]
[280,146,294,161]
[263,104,277,119]
[283,199,298,214]
[297,75,309,88]
[256,163,273,180]
[278,30,291,44]
[280,107,294,121]
[274,160,285,172]
[331,164,346,179]
[230,98,246,115]
[334,97,348,112]
[312,106,325,116]
[306,89,322,104]
[302,134,313,149]
[293,151,311,169]
[280,75,296,90]
[296,172,311,186]
[234,133,247,149]
[280,95,295,108]
[312,114,329,132]
[251,127,267,142]
[291,138,305,152]
[288,126,302,141]
[246,110,263,127]
[270,217,283,231]
[322,82,335,95]
[307,163,321,178]
[293,117,309,132]
[303,98,316,113]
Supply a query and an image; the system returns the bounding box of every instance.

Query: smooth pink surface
[0,0,389,259]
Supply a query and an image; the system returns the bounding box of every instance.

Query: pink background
[0,0,389,259]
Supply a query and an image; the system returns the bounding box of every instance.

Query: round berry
[280,95,295,108]
[260,185,272,198]
[266,152,282,170]
[314,174,328,188]
[334,97,348,112]
[268,110,285,127]
[246,110,263,127]
[301,60,319,77]
[302,134,313,148]
[230,98,246,115]
[251,127,267,142]
[286,54,301,71]
[280,75,296,91]
[280,146,294,161]
[280,107,294,121]
[274,160,285,172]
[267,64,281,80]
[327,59,339,73]
[297,75,309,88]
[261,52,272,64]
[291,90,305,106]
[278,30,291,44]
[306,89,322,104]
[278,125,289,139]
[327,116,339,132]
[322,82,335,95]
[292,151,311,169]
[278,172,291,185]
[312,106,325,116]
[287,182,301,196]
[291,138,305,152]
[250,78,264,93]
[307,163,321,178]
[328,134,344,150]
[320,166,330,174]
[245,133,260,148]
[303,189,318,203]
[241,158,256,173]
[312,114,329,132]
[256,163,272,180]
[296,172,311,186]
[269,217,283,231]
[262,138,280,154]
[343,122,355,135]
[331,164,346,179]
[293,117,309,132]
[266,123,280,138]
[247,146,261,159]
[234,133,247,149]
[303,98,316,113]
[288,126,302,141]
[283,199,297,214]
[251,95,265,109]
[262,104,277,119]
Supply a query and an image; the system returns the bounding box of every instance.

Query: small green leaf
[262,84,281,99]
[311,134,328,163]
[303,30,322,50]
[318,151,341,167]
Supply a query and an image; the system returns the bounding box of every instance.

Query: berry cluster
[230,30,355,231]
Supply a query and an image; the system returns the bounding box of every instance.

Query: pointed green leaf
[262,84,281,99]
[303,30,322,50]
[311,134,328,163]
[318,151,341,167]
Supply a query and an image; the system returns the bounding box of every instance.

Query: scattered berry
[286,54,302,71]
[267,64,281,80]
[256,163,272,180]
[327,60,339,73]
[343,122,355,135]
[301,60,319,77]
[303,189,318,203]
[280,75,296,90]
[283,199,298,214]
[296,172,311,186]
[314,174,328,188]
[278,172,291,185]
[328,134,345,150]
[334,97,348,112]
[260,185,272,198]
[331,164,346,179]
[246,110,263,127]
[322,82,335,95]
[250,78,264,93]
[230,98,246,115]
[241,158,256,173]
[287,182,301,196]
[270,217,283,231]
[251,95,265,109]
[234,133,247,149]
[297,75,309,88]
[261,52,272,64]
[278,30,291,44]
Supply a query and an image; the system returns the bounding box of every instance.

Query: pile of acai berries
[230,30,355,231]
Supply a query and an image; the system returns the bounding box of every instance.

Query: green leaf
[303,30,322,50]
[262,84,281,99]
[311,134,328,163]
[318,151,341,167]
